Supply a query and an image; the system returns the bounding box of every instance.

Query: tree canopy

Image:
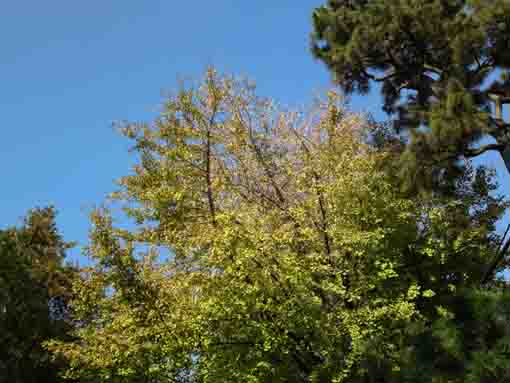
[47,70,510,382]
[0,207,77,382]
[311,0,510,190]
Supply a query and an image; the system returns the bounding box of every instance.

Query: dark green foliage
[311,2,510,381]
[327,287,510,383]
[0,207,77,382]
[311,0,510,189]
[398,287,510,383]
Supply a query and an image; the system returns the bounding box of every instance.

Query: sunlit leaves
[49,69,507,382]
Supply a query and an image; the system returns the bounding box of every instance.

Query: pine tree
[311,0,510,191]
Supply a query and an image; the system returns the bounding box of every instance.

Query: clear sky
[2,1,509,265]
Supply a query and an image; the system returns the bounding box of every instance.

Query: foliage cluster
[44,70,510,382]
[312,0,510,190]
[0,207,76,382]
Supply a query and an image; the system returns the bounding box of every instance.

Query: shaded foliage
[0,207,77,382]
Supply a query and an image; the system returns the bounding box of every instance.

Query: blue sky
[2,1,509,265]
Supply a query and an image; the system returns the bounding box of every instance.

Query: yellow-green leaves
[49,69,507,383]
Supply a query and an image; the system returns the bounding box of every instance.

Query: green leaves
[312,0,510,188]
[0,207,76,382]
[48,69,509,382]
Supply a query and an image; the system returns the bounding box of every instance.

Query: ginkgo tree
[48,69,509,382]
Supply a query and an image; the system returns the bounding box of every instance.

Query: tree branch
[362,68,396,82]
[423,64,443,76]
[236,107,287,205]
[205,106,218,226]
[290,127,331,255]
[464,143,505,158]
[481,222,510,285]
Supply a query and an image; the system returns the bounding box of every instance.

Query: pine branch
[423,64,443,75]
[481,222,510,285]
[464,143,505,158]
[362,69,396,82]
